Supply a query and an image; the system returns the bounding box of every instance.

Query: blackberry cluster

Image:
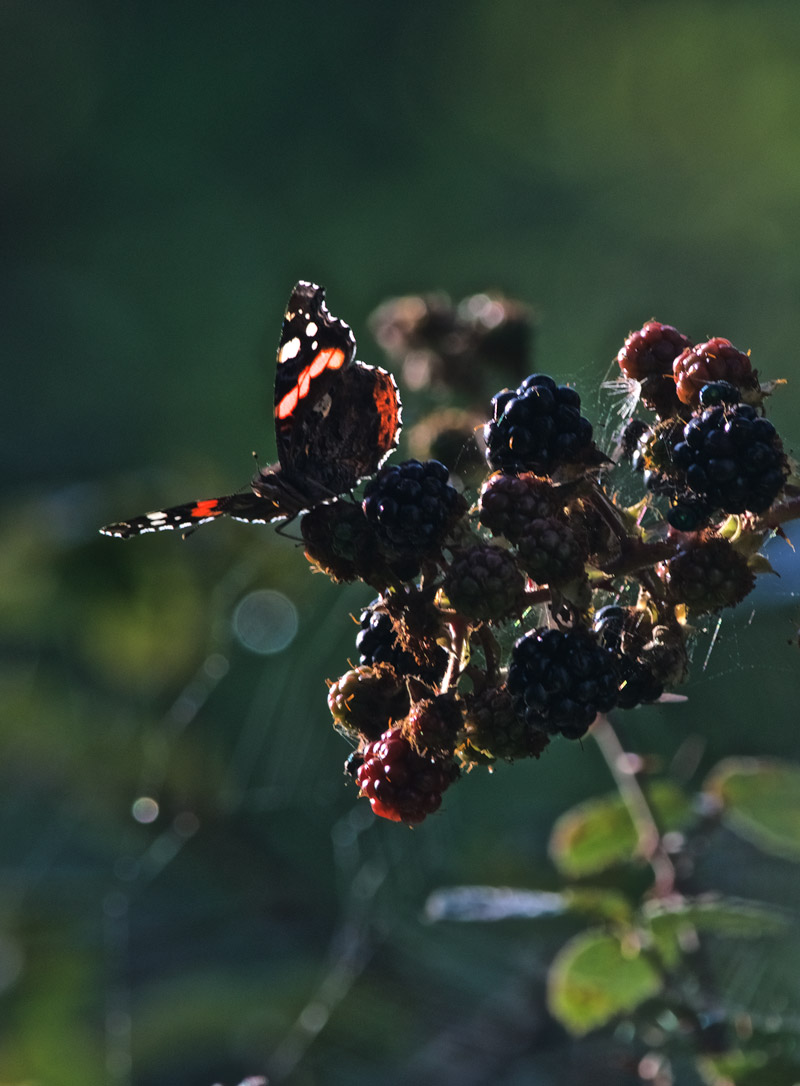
[363,458,466,556]
[616,320,691,417]
[592,606,664,710]
[484,375,595,474]
[478,472,562,541]
[443,544,525,622]
[318,312,790,824]
[658,536,756,614]
[356,602,447,685]
[673,337,760,408]
[507,628,620,740]
[671,401,787,515]
[355,728,459,824]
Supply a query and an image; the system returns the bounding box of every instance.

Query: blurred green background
[3,2,800,1084]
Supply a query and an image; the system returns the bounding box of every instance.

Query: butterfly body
[100,282,402,539]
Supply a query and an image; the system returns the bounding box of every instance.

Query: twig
[591,714,676,898]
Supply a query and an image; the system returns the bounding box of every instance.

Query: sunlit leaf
[643,895,790,967]
[548,928,662,1035]
[704,759,800,862]
[550,780,693,878]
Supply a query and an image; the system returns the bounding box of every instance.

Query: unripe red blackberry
[592,605,664,709]
[478,472,562,542]
[484,375,596,474]
[302,500,420,585]
[328,664,410,743]
[362,459,466,556]
[462,686,550,762]
[616,321,691,416]
[355,727,459,824]
[405,692,463,755]
[507,627,619,739]
[673,337,760,408]
[516,517,586,587]
[617,321,692,382]
[672,401,787,515]
[356,601,448,685]
[658,536,756,614]
[443,543,525,622]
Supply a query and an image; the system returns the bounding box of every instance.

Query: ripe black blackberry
[673,337,760,408]
[592,605,664,709]
[507,627,619,740]
[362,458,466,556]
[461,686,550,762]
[671,402,787,515]
[484,374,595,474]
[327,663,410,743]
[616,321,691,416]
[658,536,756,614]
[478,472,562,542]
[443,543,525,622]
[355,727,459,824]
[356,602,448,685]
[516,517,586,587]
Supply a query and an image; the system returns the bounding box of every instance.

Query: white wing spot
[279,337,301,363]
[147,512,168,523]
[306,321,318,337]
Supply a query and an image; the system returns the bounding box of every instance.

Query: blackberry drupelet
[362,458,466,556]
[672,402,787,515]
[484,374,595,474]
[673,337,760,408]
[478,472,562,542]
[507,627,619,740]
[355,727,459,824]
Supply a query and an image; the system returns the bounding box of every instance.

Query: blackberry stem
[441,617,470,693]
[591,714,676,898]
[476,625,500,686]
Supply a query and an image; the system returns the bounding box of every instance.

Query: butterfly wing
[273,282,401,495]
[99,492,281,539]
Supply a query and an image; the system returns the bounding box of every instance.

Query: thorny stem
[591,713,676,899]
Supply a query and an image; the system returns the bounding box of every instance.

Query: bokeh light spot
[233,589,298,655]
[131,796,159,824]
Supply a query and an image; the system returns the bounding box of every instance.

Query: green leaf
[704,758,800,862]
[548,928,663,1035]
[550,780,693,878]
[643,896,789,967]
[698,1048,800,1086]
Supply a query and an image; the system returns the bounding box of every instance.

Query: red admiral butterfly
[100,281,402,539]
